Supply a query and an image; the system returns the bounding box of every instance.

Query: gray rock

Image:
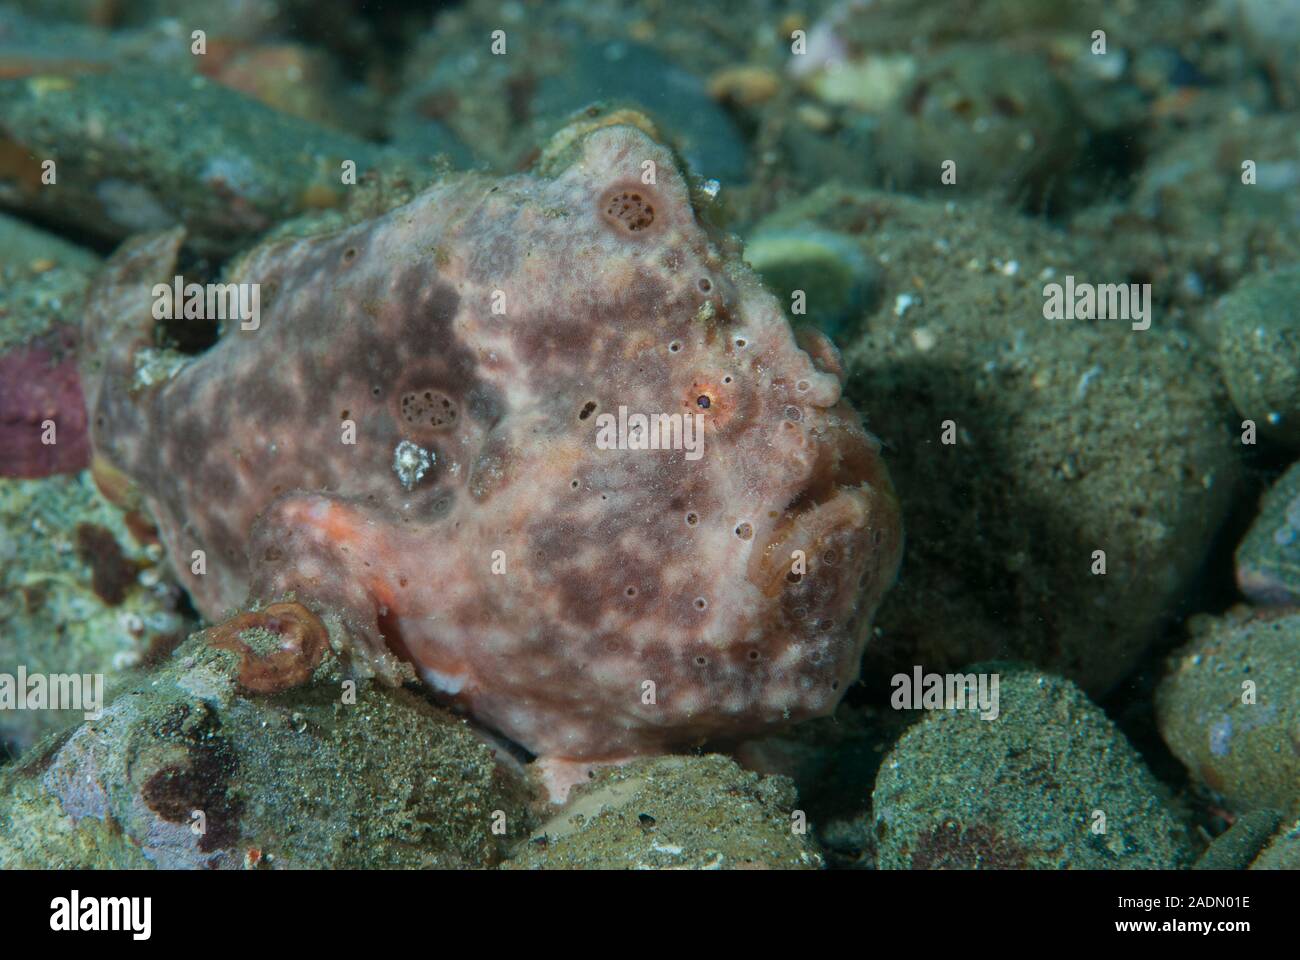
[1215,268,1300,448]
[1157,608,1300,815]
[874,668,1194,869]
[1235,461,1300,605]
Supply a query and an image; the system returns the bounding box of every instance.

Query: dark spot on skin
[696,395,711,409]
[579,401,597,421]
[601,188,656,233]
[400,389,458,429]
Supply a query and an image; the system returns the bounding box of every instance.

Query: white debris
[894,293,918,318]
[1076,364,1103,401]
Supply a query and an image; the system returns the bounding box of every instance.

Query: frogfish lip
[748,403,902,608]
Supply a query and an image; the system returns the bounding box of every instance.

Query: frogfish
[80,114,903,799]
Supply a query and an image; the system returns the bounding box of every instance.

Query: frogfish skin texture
[80,121,903,787]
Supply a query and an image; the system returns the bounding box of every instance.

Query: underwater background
[0,0,1298,869]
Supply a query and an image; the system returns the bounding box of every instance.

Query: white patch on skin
[420,665,468,694]
[392,440,433,490]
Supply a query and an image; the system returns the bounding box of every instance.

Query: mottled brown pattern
[80,122,902,793]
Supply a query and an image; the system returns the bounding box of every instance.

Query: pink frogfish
[80,116,903,799]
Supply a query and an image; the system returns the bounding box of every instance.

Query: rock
[1214,267,1300,448]
[874,668,1194,869]
[0,330,90,478]
[394,3,750,182]
[1251,816,1300,869]
[708,65,782,108]
[534,40,748,183]
[0,220,96,354]
[803,53,917,114]
[1236,0,1300,106]
[197,43,362,133]
[1116,117,1300,308]
[0,471,190,754]
[0,630,530,868]
[771,185,1240,694]
[875,47,1087,210]
[744,226,882,343]
[504,754,821,870]
[1157,607,1300,814]
[0,68,417,256]
[0,218,99,480]
[1235,461,1300,605]
[0,212,98,273]
[1192,808,1282,869]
